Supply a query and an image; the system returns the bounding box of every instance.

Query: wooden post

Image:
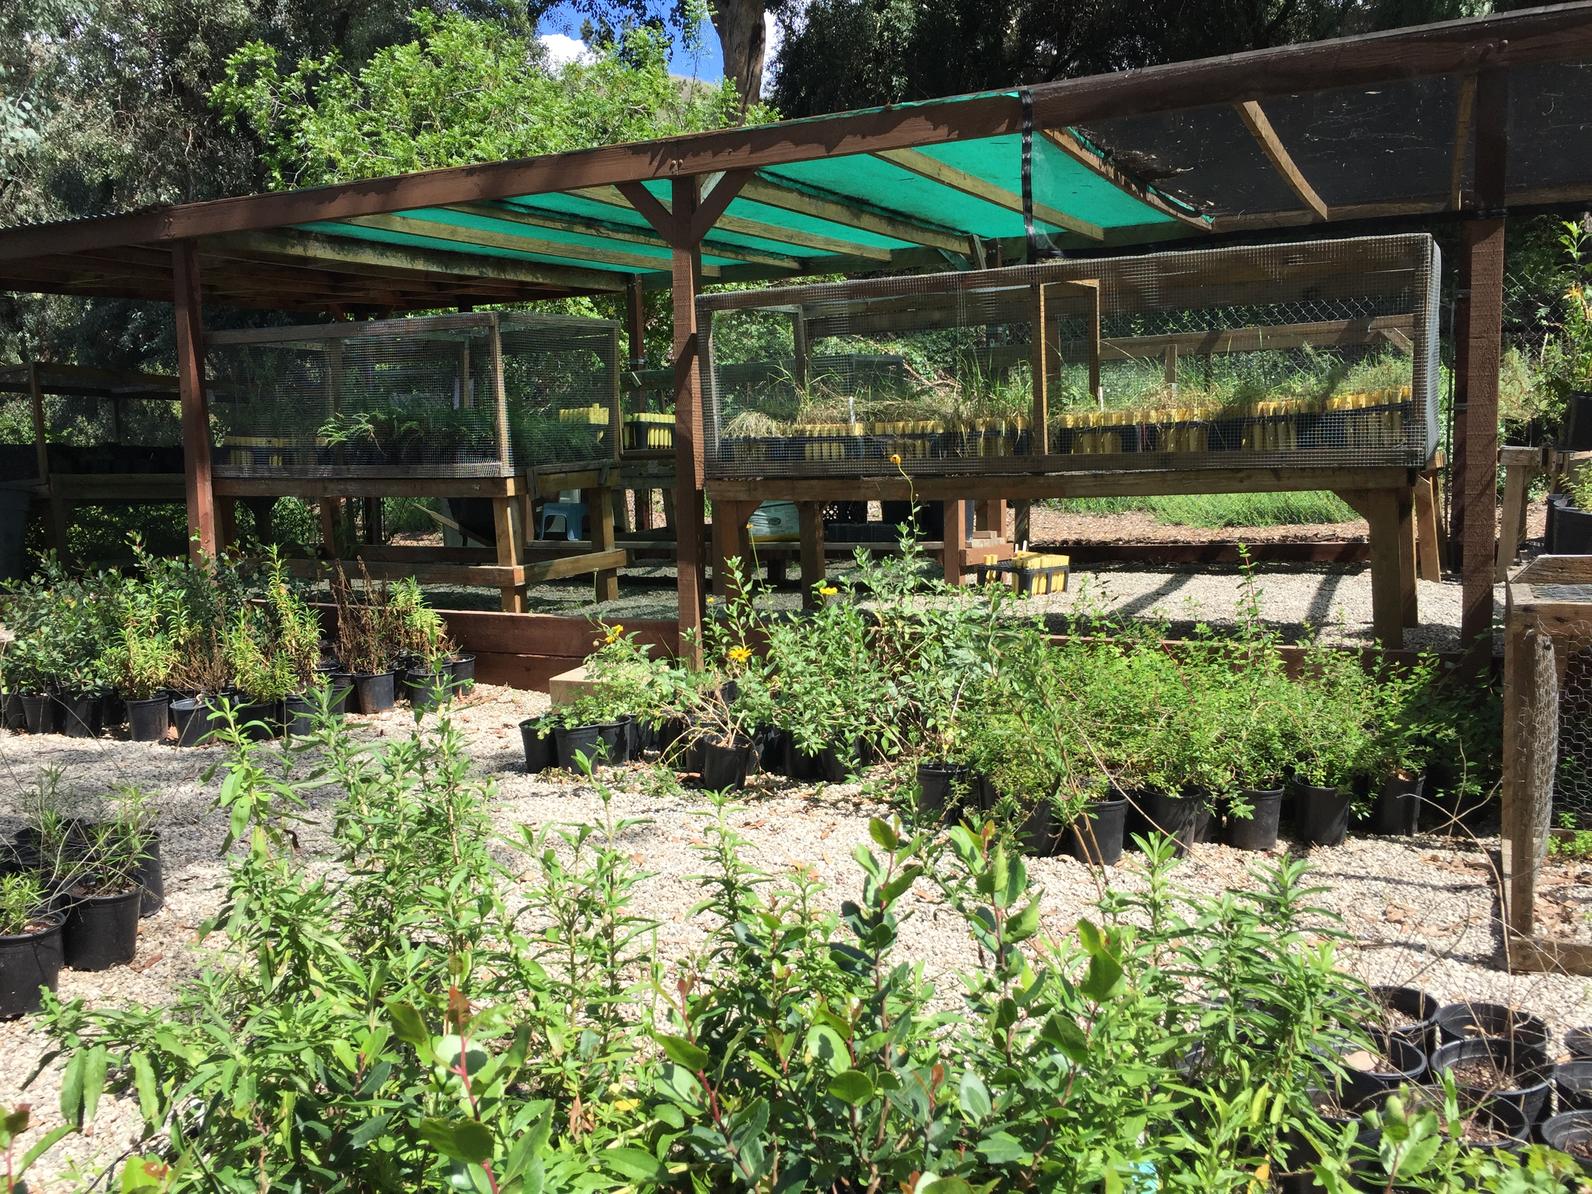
[1362,488,1405,648]
[319,499,340,556]
[1396,485,1418,628]
[592,485,619,602]
[624,274,653,532]
[1459,69,1507,654]
[1414,473,1442,581]
[798,501,825,607]
[487,314,511,472]
[217,498,238,552]
[1029,282,1049,451]
[27,361,68,557]
[492,494,526,613]
[1496,453,1532,581]
[670,178,708,666]
[943,498,968,585]
[172,240,217,559]
[791,308,809,389]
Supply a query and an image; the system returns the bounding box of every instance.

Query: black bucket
[171,697,217,748]
[62,888,142,971]
[1555,1060,1592,1113]
[917,762,971,824]
[1372,771,1425,836]
[449,653,476,689]
[0,914,64,1018]
[1140,789,1210,856]
[1371,985,1439,1054]
[405,670,451,712]
[1340,1029,1428,1110]
[1430,1037,1552,1125]
[700,737,754,791]
[555,722,611,772]
[136,833,164,918]
[0,692,25,732]
[1226,788,1283,851]
[1294,780,1352,847]
[1066,798,1127,866]
[520,719,556,773]
[19,693,53,735]
[352,671,397,715]
[126,695,170,742]
[1541,1110,1592,1174]
[55,694,102,739]
[1433,1001,1551,1052]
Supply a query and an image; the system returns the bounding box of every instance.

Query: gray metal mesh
[699,234,1440,479]
[207,311,619,478]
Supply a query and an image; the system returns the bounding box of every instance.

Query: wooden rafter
[736,175,969,253]
[1040,129,1210,231]
[450,200,800,271]
[1235,100,1330,221]
[874,148,1106,240]
[572,185,895,262]
[340,213,706,279]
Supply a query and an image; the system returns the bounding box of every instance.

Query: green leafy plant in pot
[225,608,295,739]
[59,818,145,972]
[390,577,455,712]
[1287,640,1374,847]
[0,871,64,1017]
[330,562,398,713]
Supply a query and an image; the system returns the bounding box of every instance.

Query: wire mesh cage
[1502,556,1592,964]
[207,311,620,478]
[0,368,183,480]
[699,234,1440,479]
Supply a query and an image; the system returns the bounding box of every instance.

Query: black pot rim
[1432,1040,1551,1095]
[65,887,144,907]
[0,912,64,943]
[352,670,397,681]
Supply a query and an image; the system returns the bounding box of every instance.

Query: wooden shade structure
[3,4,1592,658]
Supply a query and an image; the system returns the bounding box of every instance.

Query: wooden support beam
[943,499,970,585]
[874,148,1106,240]
[691,169,754,243]
[735,176,968,254]
[1361,488,1406,648]
[1235,100,1330,221]
[1415,473,1442,581]
[1396,486,1418,628]
[799,501,825,607]
[668,178,707,666]
[1040,129,1211,232]
[591,485,619,602]
[1029,282,1050,447]
[1449,73,1478,210]
[25,361,48,484]
[172,240,216,559]
[492,494,526,613]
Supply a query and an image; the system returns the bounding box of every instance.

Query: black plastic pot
[1563,391,1592,451]
[0,914,64,1018]
[599,718,631,765]
[19,692,54,734]
[1433,1001,1551,1051]
[917,762,971,824]
[1556,1060,1592,1113]
[555,722,617,772]
[102,694,126,728]
[352,671,397,715]
[405,670,451,712]
[789,741,857,784]
[171,697,216,748]
[1018,801,1053,857]
[1568,1027,1592,1060]
[1340,1029,1428,1110]
[1293,780,1352,846]
[757,725,790,775]
[282,694,318,737]
[520,719,555,773]
[1551,500,1592,555]
[1226,787,1283,851]
[1542,1110,1592,1173]
[62,888,141,971]
[0,691,24,731]
[448,653,476,689]
[136,833,163,918]
[1139,789,1210,856]
[1371,985,1439,1053]
[126,694,170,742]
[1066,798,1127,866]
[699,736,755,791]
[1370,770,1426,835]
[327,673,354,717]
[1431,1037,1552,1125]
[239,699,283,740]
[55,693,102,739]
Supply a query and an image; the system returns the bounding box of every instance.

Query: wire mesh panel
[0,371,183,480]
[700,234,1440,479]
[207,312,619,478]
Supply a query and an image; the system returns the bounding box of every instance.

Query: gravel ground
[1,686,1587,1187]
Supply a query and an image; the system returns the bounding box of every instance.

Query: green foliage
[1549,812,1592,860]
[1050,490,1358,529]
[0,871,49,937]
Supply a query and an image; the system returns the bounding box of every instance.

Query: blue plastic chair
[539,500,586,541]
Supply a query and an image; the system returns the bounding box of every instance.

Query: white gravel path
[0,686,1583,1187]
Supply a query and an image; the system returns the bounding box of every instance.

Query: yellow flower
[889,453,902,466]
[604,623,624,643]
[818,585,838,597]
[706,595,716,604]
[728,645,752,663]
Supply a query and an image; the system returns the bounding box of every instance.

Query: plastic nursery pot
[519,719,555,773]
[757,725,790,776]
[916,762,970,824]
[1225,787,1283,851]
[1430,1037,1553,1125]
[1139,789,1210,857]
[1292,780,1352,847]
[0,913,64,1018]
[136,832,163,918]
[54,693,102,739]
[62,888,142,971]
[125,694,170,743]
[1542,1110,1592,1173]
[1018,801,1052,857]
[1339,1028,1428,1110]
[283,694,319,737]
[1372,771,1426,836]
[102,694,126,728]
[352,671,397,715]
[1371,985,1439,1053]
[170,697,217,748]
[1432,1001,1551,1052]
[699,736,755,792]
[326,673,354,718]
[239,699,283,741]
[19,692,55,734]
[0,691,24,731]
[448,653,476,689]
[600,718,631,765]
[555,722,619,772]
[1556,1060,1592,1113]
[624,716,645,761]
[1569,1027,1592,1060]
[789,742,857,785]
[1066,798,1127,866]
[405,670,451,712]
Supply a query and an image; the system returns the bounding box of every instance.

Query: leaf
[1081,951,1124,1002]
[1076,918,1105,957]
[958,1070,991,1121]
[131,1053,160,1124]
[975,1130,1031,1164]
[656,1033,709,1073]
[827,1069,875,1104]
[803,1024,849,1073]
[918,1178,975,1194]
[604,1146,667,1181]
[18,1124,71,1177]
[349,1114,391,1150]
[386,1000,431,1051]
[868,817,899,851]
[418,1117,495,1164]
[1006,900,1042,943]
[60,1051,83,1129]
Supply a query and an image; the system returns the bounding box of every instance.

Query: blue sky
[536,4,730,80]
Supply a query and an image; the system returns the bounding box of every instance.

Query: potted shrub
[1550,466,1592,554]
[551,694,629,773]
[226,610,294,739]
[1360,656,1445,835]
[1224,668,1294,852]
[1063,775,1128,867]
[519,712,558,773]
[259,551,331,735]
[331,564,398,714]
[0,872,64,1018]
[110,625,177,742]
[1287,644,1373,847]
[59,818,145,971]
[392,582,455,712]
